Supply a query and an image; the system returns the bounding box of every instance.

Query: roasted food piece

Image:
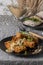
[5,41,18,52]
[12,36,17,42]
[16,32,22,38]
[5,32,39,53]
[14,46,26,53]
[12,36,20,42]
[12,32,27,41]
[12,33,22,42]
[23,35,39,48]
[5,41,11,49]
[5,40,26,53]
[23,40,35,48]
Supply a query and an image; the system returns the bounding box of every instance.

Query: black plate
[0,36,43,57]
[23,23,43,30]
[20,17,43,30]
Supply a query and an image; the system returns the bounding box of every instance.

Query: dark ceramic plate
[18,20,43,33]
[23,23,43,30]
[20,17,43,30]
[0,36,43,57]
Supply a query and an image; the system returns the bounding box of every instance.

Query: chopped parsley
[23,17,41,22]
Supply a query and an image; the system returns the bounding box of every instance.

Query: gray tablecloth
[0,15,43,65]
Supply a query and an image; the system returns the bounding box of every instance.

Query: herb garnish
[24,17,41,22]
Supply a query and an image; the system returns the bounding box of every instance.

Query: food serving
[23,16,43,27]
[5,32,40,55]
